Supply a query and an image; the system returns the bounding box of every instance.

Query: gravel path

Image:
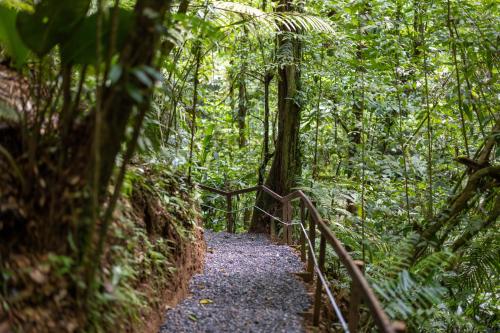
[159,230,311,333]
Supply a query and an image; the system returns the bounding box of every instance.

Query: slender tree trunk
[346,4,366,215]
[447,0,470,157]
[94,0,173,193]
[187,44,202,183]
[412,0,424,60]
[228,61,236,125]
[258,72,273,184]
[422,8,433,220]
[312,64,323,180]
[238,68,247,148]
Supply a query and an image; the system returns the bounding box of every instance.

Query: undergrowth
[301,181,499,332]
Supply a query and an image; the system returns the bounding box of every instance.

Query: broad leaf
[0,5,28,67]
[60,9,133,65]
[16,0,90,57]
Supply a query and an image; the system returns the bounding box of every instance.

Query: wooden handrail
[258,184,283,201]
[231,186,261,195]
[197,183,404,333]
[281,189,303,203]
[315,218,394,331]
[198,184,229,196]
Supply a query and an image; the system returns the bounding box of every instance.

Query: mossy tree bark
[250,0,302,233]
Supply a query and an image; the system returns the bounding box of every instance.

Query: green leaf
[16,0,90,57]
[0,101,20,122]
[60,8,133,65]
[0,0,32,12]
[126,84,144,104]
[108,64,123,85]
[132,67,153,87]
[0,5,29,67]
[141,65,163,82]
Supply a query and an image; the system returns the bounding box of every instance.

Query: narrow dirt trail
[159,230,311,333]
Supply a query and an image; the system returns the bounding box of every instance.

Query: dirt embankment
[0,164,206,333]
[130,169,206,332]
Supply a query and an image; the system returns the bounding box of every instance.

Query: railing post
[313,234,326,326]
[299,200,306,261]
[307,212,316,275]
[270,207,276,240]
[348,260,364,333]
[282,200,292,244]
[226,194,233,233]
[287,200,293,244]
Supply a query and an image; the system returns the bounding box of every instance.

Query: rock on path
[159,230,311,333]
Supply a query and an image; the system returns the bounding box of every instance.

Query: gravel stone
[159,230,311,333]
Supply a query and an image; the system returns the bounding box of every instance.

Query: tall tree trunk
[238,68,247,148]
[250,0,302,233]
[412,0,424,59]
[228,60,236,125]
[446,0,470,157]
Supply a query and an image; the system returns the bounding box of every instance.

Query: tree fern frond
[372,270,446,320]
[369,233,419,281]
[455,244,500,292]
[213,1,266,18]
[413,251,453,282]
[211,1,335,34]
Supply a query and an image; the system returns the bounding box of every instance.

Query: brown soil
[136,224,206,333]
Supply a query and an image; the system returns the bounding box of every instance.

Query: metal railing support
[313,234,326,326]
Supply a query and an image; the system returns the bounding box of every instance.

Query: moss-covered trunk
[250,0,302,233]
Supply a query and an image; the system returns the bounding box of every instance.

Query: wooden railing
[199,184,405,333]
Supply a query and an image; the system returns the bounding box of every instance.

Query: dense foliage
[149,0,499,331]
[0,0,498,332]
